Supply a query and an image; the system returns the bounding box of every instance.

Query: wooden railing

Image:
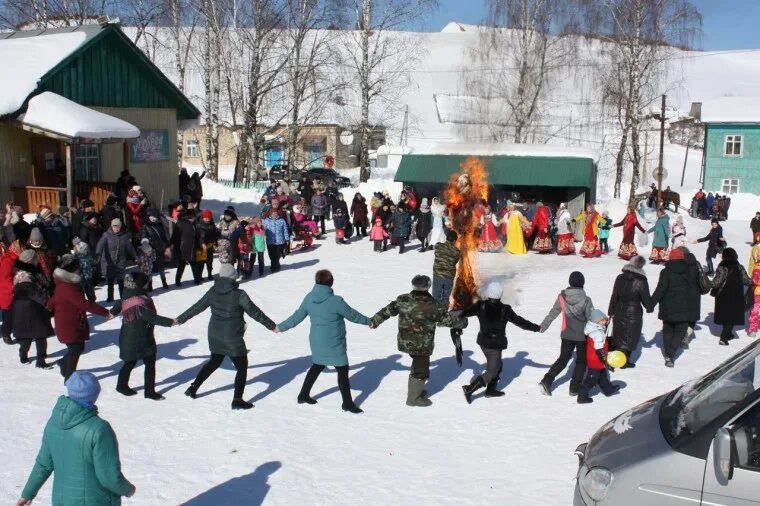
[12,181,116,212]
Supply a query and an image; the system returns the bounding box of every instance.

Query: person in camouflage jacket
[432,229,460,305]
[371,274,467,407]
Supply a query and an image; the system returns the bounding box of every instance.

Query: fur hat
[38,208,53,221]
[65,371,101,404]
[124,272,150,290]
[18,249,37,265]
[29,227,43,244]
[668,248,685,261]
[140,238,152,252]
[568,271,585,288]
[482,281,503,300]
[628,255,646,269]
[412,274,431,291]
[590,309,607,323]
[111,218,122,228]
[219,263,237,280]
[59,254,80,273]
[74,240,89,256]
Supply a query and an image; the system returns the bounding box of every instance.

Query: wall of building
[97,107,178,206]
[704,124,760,194]
[0,123,35,206]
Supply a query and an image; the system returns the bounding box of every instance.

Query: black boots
[232,398,253,410]
[297,365,322,405]
[462,376,485,404]
[407,376,432,407]
[539,379,552,396]
[184,383,199,399]
[484,379,505,398]
[116,385,138,396]
[577,391,593,404]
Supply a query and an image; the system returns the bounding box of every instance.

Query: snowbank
[0,32,87,116]
[18,92,140,139]
[201,180,264,218]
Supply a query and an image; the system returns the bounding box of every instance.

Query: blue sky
[418,0,760,50]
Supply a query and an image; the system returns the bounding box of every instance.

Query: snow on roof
[18,92,140,139]
[408,142,600,160]
[376,145,413,156]
[701,96,760,123]
[0,31,88,116]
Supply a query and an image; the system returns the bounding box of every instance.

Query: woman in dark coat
[695,219,724,275]
[141,208,170,289]
[11,250,54,367]
[607,255,651,367]
[111,273,174,400]
[711,247,751,345]
[415,198,433,252]
[170,209,202,286]
[351,193,369,236]
[178,263,276,410]
[460,281,540,402]
[681,246,711,348]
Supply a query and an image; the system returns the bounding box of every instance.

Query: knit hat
[65,371,101,404]
[219,263,237,280]
[668,248,685,261]
[29,227,43,244]
[201,209,213,221]
[412,274,431,291]
[111,218,122,228]
[18,249,37,265]
[74,241,89,256]
[483,281,503,300]
[628,255,646,269]
[568,271,585,288]
[125,272,150,290]
[38,208,53,221]
[140,238,152,252]
[590,309,607,323]
[59,254,80,273]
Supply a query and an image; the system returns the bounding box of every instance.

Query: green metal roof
[0,23,199,120]
[395,154,597,196]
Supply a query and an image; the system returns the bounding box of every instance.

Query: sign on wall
[130,129,170,163]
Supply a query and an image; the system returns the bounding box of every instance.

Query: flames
[445,157,489,310]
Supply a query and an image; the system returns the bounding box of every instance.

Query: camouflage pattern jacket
[433,241,460,279]
[371,290,467,355]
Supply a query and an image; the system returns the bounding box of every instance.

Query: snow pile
[200,180,264,218]
[701,96,760,123]
[0,32,88,116]
[18,92,140,139]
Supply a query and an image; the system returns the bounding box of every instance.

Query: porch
[11,181,117,212]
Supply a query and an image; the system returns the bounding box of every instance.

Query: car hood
[584,395,669,470]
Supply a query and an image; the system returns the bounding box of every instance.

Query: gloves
[451,328,463,367]
[596,349,613,372]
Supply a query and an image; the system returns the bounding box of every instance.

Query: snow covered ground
[1,188,758,505]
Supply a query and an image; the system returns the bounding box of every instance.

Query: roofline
[704,121,760,125]
[399,152,599,162]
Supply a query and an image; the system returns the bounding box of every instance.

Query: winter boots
[462,376,485,404]
[232,398,254,410]
[484,378,505,397]
[297,364,322,405]
[539,379,552,396]
[184,383,199,399]
[406,376,432,407]
[116,385,138,396]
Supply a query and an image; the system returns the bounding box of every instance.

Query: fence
[216,179,269,191]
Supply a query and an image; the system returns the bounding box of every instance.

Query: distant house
[0,21,199,211]
[701,97,760,195]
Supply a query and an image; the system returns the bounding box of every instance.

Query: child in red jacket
[578,309,620,404]
[369,217,389,252]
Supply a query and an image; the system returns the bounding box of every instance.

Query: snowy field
[1,190,759,505]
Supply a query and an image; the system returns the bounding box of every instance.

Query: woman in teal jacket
[277,269,371,413]
[648,208,671,264]
[18,372,135,505]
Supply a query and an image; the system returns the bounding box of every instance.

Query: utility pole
[680,141,690,187]
[400,105,409,146]
[642,130,649,186]
[657,94,666,207]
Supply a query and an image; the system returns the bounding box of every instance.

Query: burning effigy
[444,157,489,310]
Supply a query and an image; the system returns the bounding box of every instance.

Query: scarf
[122,295,155,323]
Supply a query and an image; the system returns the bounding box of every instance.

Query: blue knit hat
[65,371,101,404]
[590,309,607,323]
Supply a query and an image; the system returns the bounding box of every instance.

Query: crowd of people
[6,170,760,503]
[690,188,732,221]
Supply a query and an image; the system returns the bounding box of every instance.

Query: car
[302,168,351,188]
[574,339,760,505]
[268,164,300,181]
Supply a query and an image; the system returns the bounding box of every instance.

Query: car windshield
[662,340,760,441]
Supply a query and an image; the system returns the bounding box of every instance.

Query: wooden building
[0,21,199,212]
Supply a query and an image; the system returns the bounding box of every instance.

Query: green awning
[395,153,596,191]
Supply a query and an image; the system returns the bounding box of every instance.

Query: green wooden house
[701,97,760,195]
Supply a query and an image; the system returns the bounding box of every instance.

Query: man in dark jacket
[539,271,594,396]
[18,372,135,505]
[324,180,339,220]
[371,275,467,407]
[695,219,724,275]
[71,199,96,236]
[390,204,412,253]
[649,248,698,367]
[460,281,540,402]
[95,219,137,302]
[751,212,760,242]
[607,255,651,368]
[141,208,170,289]
[170,209,201,287]
[432,230,459,305]
[178,263,276,410]
[37,207,71,257]
[681,246,711,347]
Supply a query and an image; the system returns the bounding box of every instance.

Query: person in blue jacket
[276,269,371,413]
[648,208,670,264]
[263,209,289,273]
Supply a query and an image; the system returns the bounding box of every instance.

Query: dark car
[269,164,300,181]
[303,168,351,188]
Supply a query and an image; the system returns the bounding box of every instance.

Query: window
[265,145,284,168]
[305,143,324,168]
[73,144,101,182]
[730,400,760,472]
[186,139,200,158]
[722,178,740,194]
[725,135,742,156]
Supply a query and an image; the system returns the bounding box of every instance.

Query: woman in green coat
[178,263,275,410]
[18,372,135,506]
[277,269,371,413]
[111,273,175,401]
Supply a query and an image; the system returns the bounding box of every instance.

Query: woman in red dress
[478,205,503,252]
[613,207,646,260]
[576,203,602,258]
[555,203,575,255]
[531,202,552,253]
